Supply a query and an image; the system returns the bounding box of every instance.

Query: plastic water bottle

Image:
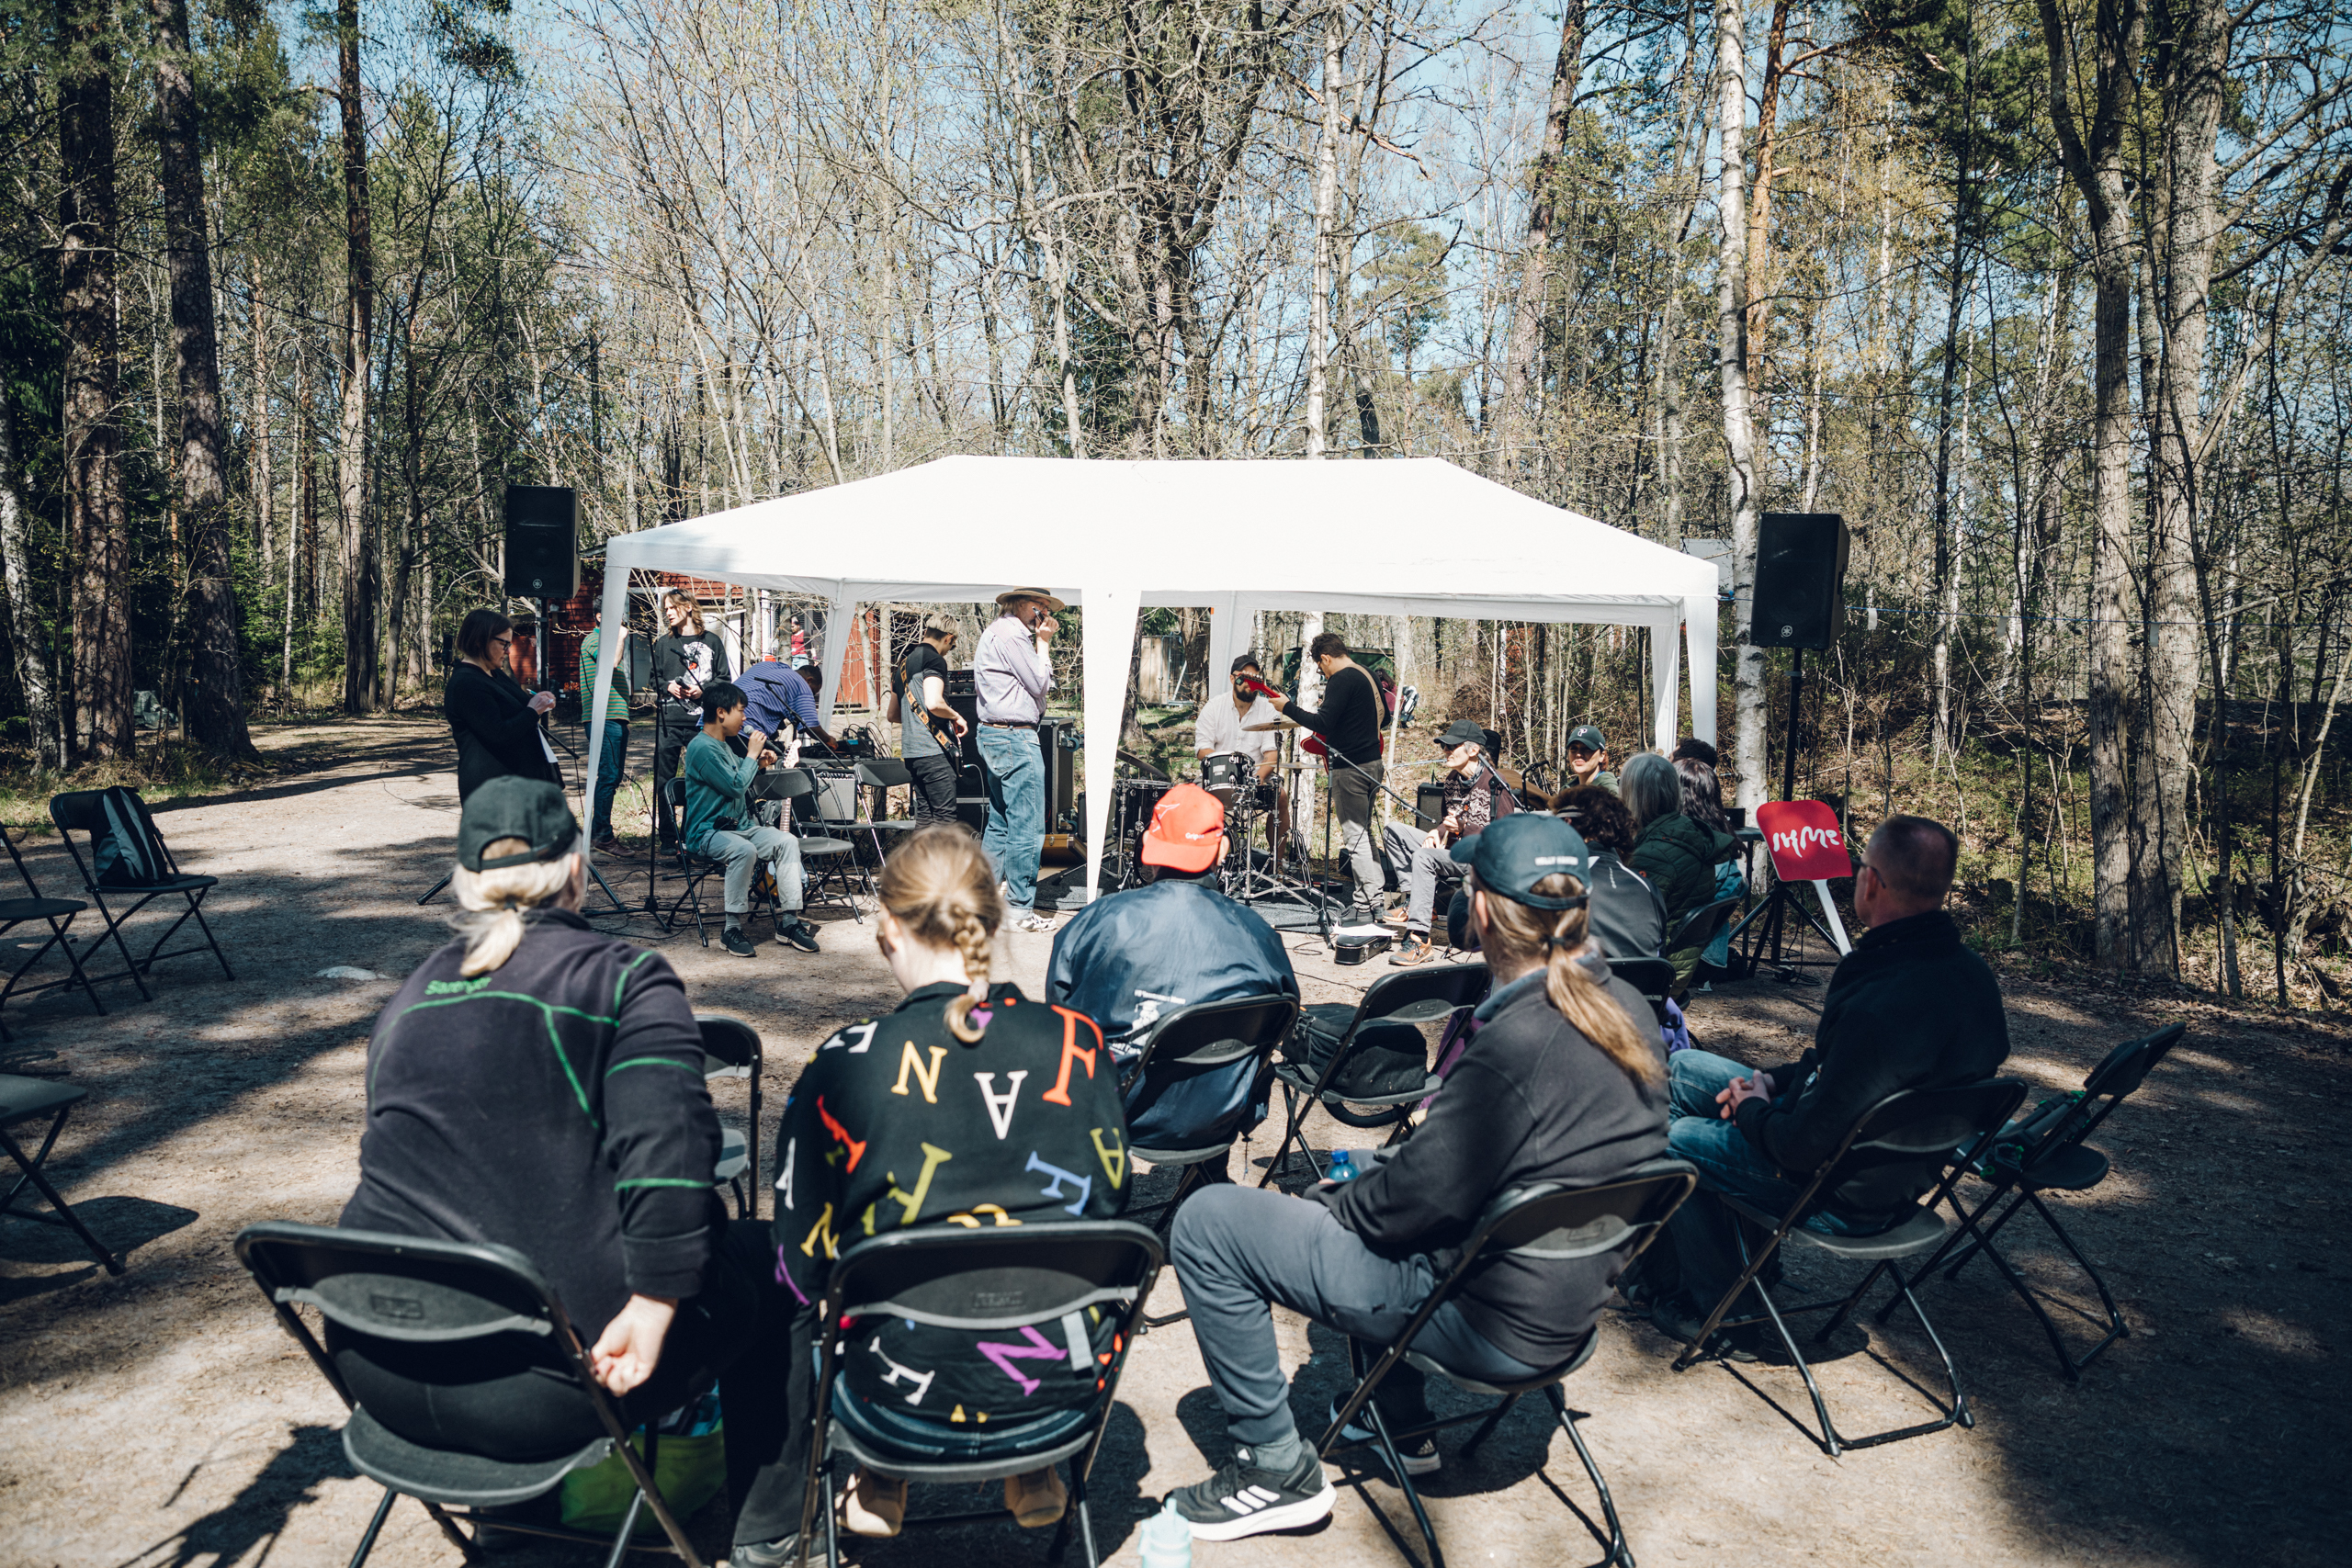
[1328,1150,1359,1183]
[1139,1500,1193,1568]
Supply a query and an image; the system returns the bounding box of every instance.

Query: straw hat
[994,587,1068,613]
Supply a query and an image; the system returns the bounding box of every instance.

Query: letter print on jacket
[773,981,1132,1420]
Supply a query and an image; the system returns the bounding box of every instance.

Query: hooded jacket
[1630,811,1738,940]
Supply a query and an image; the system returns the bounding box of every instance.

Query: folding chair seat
[1605,956,1677,1027]
[1,1073,123,1274]
[1113,994,1298,1330]
[1317,1160,1698,1568]
[1889,1023,2183,1380]
[851,759,927,860]
[765,768,865,923]
[1,826,104,1042]
[1260,963,1489,1190]
[1672,1077,2027,1456]
[49,786,233,1001]
[795,1221,1163,1568]
[235,1221,711,1566]
[697,1013,763,1219]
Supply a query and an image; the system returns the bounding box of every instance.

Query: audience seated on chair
[1639,814,2011,1359]
[683,681,820,959]
[1162,814,1668,1543]
[334,777,803,1562]
[1622,751,1736,985]
[1045,784,1298,1155]
[1380,719,1517,966]
[762,825,1128,1559]
[1552,788,1666,961]
[1676,756,1745,973]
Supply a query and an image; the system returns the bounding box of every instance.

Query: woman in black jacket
[446,607,561,800]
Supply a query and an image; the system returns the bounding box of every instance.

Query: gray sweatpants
[1380,821,1464,936]
[1170,1185,1543,1450]
[697,824,804,916]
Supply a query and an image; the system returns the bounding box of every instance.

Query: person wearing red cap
[1046,783,1299,1159]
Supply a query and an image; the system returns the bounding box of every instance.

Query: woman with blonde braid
[750,825,1128,1559]
[1163,813,1668,1541]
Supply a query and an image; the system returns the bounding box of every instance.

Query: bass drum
[1109,778,1172,888]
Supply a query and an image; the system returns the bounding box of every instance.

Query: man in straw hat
[972,587,1065,933]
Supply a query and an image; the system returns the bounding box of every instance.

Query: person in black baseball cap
[1561,722,1617,797]
[1163,808,1667,1540]
[1379,718,1518,964]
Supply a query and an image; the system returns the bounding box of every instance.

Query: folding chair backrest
[1606,956,1676,1008]
[765,767,818,802]
[828,1221,1162,1330]
[2081,1023,2183,1106]
[1129,994,1299,1079]
[1842,1079,2029,1174]
[1347,962,1493,1038]
[1469,1159,1699,1267]
[2019,1022,2183,1156]
[855,759,913,791]
[696,1012,762,1077]
[1668,892,1744,954]
[235,1222,575,1354]
[4,824,48,898]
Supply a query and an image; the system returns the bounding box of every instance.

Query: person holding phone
[446,607,560,802]
[971,587,1061,932]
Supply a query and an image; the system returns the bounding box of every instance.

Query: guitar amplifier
[944,669,981,770]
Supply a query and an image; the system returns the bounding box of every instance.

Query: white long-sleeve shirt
[973,613,1054,723]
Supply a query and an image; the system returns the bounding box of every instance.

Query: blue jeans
[976,725,1044,910]
[1663,1050,1882,1314]
[592,721,628,840]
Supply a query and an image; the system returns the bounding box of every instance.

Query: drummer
[1193,654,1295,858]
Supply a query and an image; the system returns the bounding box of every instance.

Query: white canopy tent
[582,456,1720,899]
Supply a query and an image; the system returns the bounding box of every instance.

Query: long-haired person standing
[445,607,560,801]
[1162,814,1667,1541]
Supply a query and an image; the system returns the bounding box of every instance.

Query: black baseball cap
[458,776,580,871]
[1566,724,1607,753]
[1432,719,1486,750]
[1450,812,1591,910]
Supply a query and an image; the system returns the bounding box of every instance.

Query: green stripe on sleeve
[607,1055,701,1077]
[614,1177,715,1190]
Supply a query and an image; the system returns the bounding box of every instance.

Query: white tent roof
[585,457,1719,897]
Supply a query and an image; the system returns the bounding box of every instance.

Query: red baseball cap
[1140,783,1227,874]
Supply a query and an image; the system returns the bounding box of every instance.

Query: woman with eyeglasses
[447,606,562,801]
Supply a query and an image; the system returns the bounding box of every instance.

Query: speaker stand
[1742,645,1837,980]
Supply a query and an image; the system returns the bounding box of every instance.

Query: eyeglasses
[491,636,514,649]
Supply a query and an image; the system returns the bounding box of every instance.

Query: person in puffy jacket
[1623,751,1736,981]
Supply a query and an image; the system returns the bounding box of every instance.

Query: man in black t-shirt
[649,591,732,846]
[1265,631,1388,918]
[888,615,967,824]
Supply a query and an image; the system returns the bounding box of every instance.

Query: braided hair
[876,825,1005,1043]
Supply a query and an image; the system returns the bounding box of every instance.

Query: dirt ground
[1,715,2346,1568]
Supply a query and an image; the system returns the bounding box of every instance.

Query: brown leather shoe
[1003,1466,1067,1528]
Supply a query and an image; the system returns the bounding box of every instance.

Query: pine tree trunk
[153,0,256,760]
[1716,0,1767,823]
[1500,0,1587,469]
[60,0,130,761]
[336,0,380,713]
[0,389,63,769]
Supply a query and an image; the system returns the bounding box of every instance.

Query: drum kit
[1102,715,1325,907]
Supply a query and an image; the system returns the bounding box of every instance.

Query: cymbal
[1242,718,1301,732]
[1118,749,1169,781]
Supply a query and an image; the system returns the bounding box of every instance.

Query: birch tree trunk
[153,0,255,759]
[1716,0,1767,821]
[1305,10,1341,460]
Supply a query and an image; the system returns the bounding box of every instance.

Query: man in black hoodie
[1646,814,2011,1354]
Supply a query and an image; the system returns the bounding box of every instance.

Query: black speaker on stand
[1741,512,1849,978]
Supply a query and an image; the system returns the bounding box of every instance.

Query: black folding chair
[697,1012,763,1219]
[49,787,233,1000]
[1605,956,1677,1029]
[1671,1078,2027,1456]
[1317,1160,1698,1568]
[653,778,740,946]
[1666,893,1743,985]
[235,1222,708,1567]
[766,768,865,922]
[794,1221,1164,1568]
[1,826,104,1041]
[1114,994,1298,1329]
[1886,1024,2183,1380]
[851,759,926,863]
[1,1073,123,1275]
[1259,964,1490,1190]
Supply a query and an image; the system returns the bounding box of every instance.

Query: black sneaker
[1328,1398,1441,1476]
[1650,1296,1761,1363]
[1170,1445,1336,1541]
[720,928,758,959]
[777,919,820,953]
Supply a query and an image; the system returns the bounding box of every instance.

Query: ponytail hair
[876,825,1004,1043]
[450,836,582,976]
[1469,869,1662,1087]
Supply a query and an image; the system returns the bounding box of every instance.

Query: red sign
[1755,800,1853,882]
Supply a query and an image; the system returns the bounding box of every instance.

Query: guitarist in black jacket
[1646,814,2011,1356]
